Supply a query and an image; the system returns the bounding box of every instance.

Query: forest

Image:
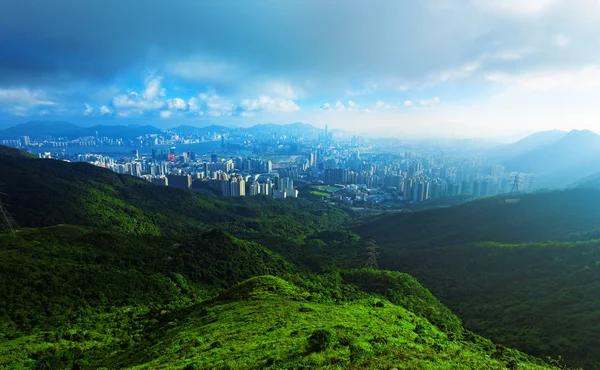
[0,145,595,369]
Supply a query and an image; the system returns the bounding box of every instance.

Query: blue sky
[1,0,600,138]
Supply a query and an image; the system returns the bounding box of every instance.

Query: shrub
[307,329,335,352]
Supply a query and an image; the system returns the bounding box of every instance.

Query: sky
[1,0,600,138]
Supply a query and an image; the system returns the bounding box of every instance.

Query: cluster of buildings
[28,125,537,206]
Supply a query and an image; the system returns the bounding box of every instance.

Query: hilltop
[486,130,567,161]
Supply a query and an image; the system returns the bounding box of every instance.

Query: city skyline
[1,1,600,138]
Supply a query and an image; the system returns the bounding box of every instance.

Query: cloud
[167,97,187,110]
[347,100,356,107]
[143,77,165,100]
[159,110,172,118]
[404,100,413,107]
[472,0,558,15]
[320,101,345,112]
[419,97,440,107]
[240,96,300,113]
[486,65,600,91]
[375,101,398,109]
[0,88,54,107]
[99,105,112,115]
[84,103,93,115]
[111,77,166,114]
[265,82,303,100]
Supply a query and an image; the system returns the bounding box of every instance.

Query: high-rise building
[211,154,218,163]
[167,175,192,189]
[151,177,168,186]
[19,136,31,147]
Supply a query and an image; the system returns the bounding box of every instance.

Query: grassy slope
[112,276,557,370]
[354,190,600,369]
[2,276,556,370]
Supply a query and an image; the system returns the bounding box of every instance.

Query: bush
[307,329,335,352]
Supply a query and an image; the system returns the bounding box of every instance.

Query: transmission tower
[365,241,380,269]
[0,185,18,235]
[510,173,522,193]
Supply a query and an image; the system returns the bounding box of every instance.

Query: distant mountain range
[486,130,567,161]
[502,129,600,188]
[0,121,327,140]
[0,121,163,140]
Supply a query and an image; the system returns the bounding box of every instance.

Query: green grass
[310,190,330,197]
[101,277,557,369]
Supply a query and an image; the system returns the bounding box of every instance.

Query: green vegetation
[0,146,580,368]
[355,190,600,369]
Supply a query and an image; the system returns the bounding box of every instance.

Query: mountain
[0,121,88,139]
[354,190,600,369]
[486,130,567,161]
[0,146,561,369]
[169,124,232,135]
[502,129,600,188]
[0,121,163,140]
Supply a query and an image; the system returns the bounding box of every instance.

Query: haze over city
[1,0,600,138]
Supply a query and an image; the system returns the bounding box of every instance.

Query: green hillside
[354,189,600,247]
[0,267,560,370]
[0,145,358,270]
[355,191,600,369]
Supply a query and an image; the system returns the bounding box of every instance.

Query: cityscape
[3,122,536,208]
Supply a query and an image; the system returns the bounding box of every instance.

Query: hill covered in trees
[355,190,600,369]
[0,145,568,368]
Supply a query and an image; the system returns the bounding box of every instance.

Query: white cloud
[430,62,481,84]
[472,0,558,15]
[266,82,303,100]
[99,105,112,115]
[485,66,600,91]
[84,103,93,116]
[0,88,54,107]
[347,100,356,107]
[320,100,345,112]
[144,77,165,100]
[167,97,187,110]
[375,101,398,109]
[240,96,300,113]
[112,77,168,114]
[159,110,172,118]
[419,97,441,107]
[404,100,413,107]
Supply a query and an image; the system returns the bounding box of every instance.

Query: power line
[0,183,18,235]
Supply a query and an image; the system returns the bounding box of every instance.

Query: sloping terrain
[355,191,600,368]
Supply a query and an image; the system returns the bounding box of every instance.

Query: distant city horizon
[0,119,581,143]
